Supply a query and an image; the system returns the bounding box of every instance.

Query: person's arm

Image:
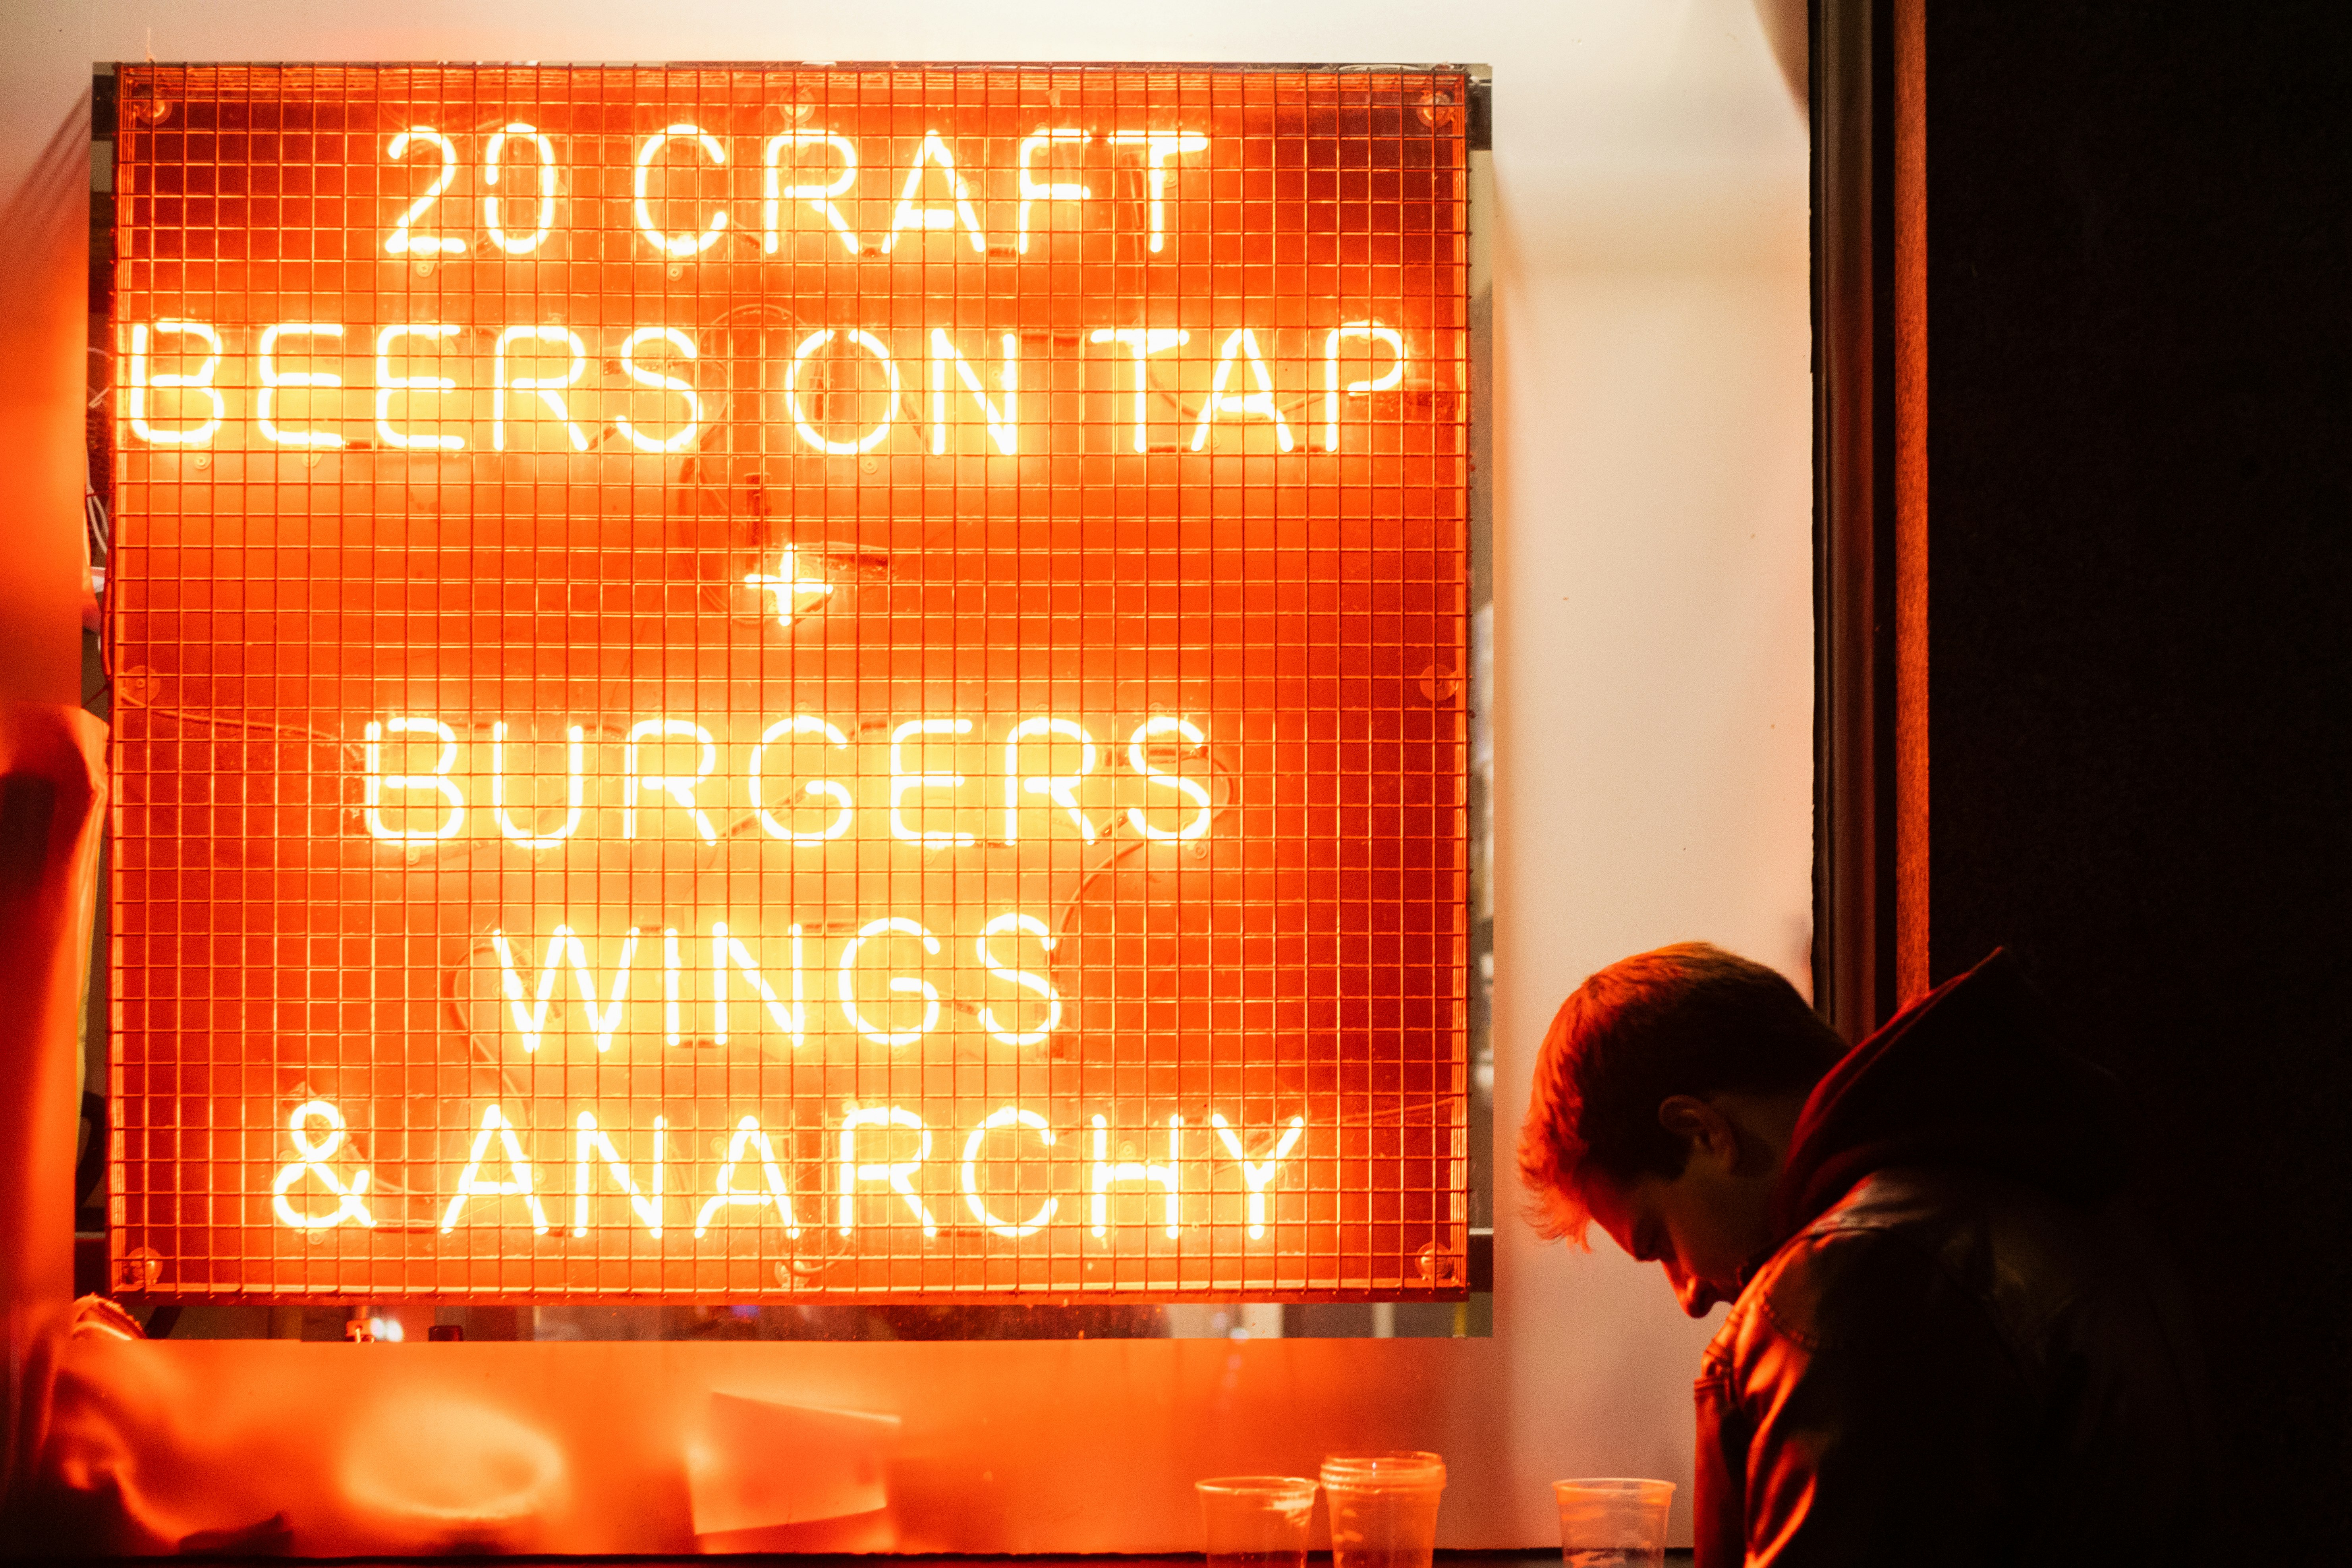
[1731,1227,2036,1567]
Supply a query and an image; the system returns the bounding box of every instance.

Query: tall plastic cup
[1321,1452,1447,1568]
[1552,1478,1675,1568]
[1196,1476,1318,1568]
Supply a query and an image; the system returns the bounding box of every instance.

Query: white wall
[0,0,1810,1550]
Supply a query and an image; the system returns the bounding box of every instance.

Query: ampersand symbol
[271,1100,377,1230]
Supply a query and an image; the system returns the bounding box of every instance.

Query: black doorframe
[1811,0,1911,1041]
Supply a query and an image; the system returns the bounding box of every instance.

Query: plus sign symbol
[743,545,837,627]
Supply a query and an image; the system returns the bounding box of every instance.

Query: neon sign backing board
[104,63,1471,1303]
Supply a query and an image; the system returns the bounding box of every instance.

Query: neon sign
[105,64,1471,1302]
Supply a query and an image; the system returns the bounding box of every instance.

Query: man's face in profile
[1578,1150,1759,1319]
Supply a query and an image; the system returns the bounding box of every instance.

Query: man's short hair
[1518,942,1847,1243]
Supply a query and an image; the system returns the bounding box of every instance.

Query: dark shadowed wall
[1921,5,2351,1549]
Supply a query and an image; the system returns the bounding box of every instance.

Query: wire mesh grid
[104,63,1471,1304]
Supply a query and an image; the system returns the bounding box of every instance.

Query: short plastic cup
[1320,1452,1447,1568]
[1196,1476,1318,1568]
[1552,1478,1676,1568]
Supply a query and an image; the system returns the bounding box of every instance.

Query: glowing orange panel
[105,64,1470,1303]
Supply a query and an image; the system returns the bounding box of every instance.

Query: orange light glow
[108,63,1469,1303]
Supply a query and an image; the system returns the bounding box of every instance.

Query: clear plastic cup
[1320,1452,1447,1568]
[1552,1478,1676,1568]
[1196,1476,1318,1568]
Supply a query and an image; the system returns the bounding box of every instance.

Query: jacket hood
[1770,948,2129,1240]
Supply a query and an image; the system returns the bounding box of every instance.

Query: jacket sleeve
[1729,1227,2037,1568]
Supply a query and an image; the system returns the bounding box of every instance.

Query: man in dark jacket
[1519,943,2208,1566]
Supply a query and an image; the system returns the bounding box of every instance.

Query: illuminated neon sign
[105,64,1471,1302]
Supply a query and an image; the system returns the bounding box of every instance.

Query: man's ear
[1657,1094,1740,1170]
